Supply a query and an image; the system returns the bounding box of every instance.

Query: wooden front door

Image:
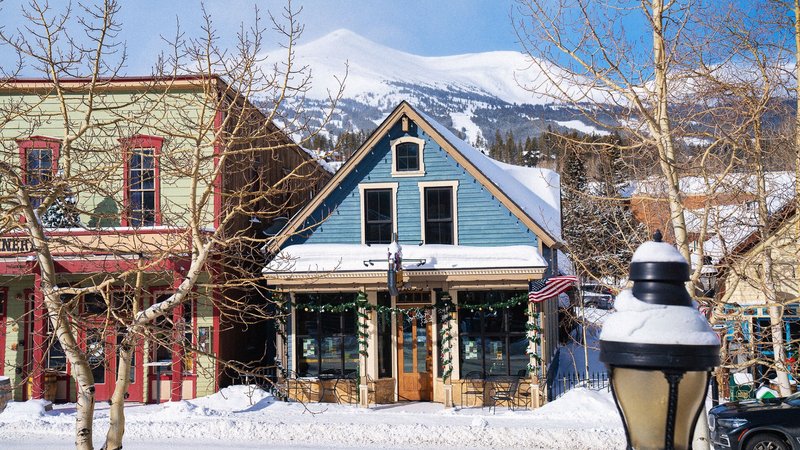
[397,309,433,401]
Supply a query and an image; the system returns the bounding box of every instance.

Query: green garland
[526,310,542,376]
[292,292,529,316]
[438,294,454,383]
[356,291,370,358]
[276,294,289,379]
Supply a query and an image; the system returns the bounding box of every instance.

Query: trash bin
[25,371,60,402]
[0,376,11,413]
[44,370,58,402]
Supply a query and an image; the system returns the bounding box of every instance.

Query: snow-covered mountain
[259,29,614,147]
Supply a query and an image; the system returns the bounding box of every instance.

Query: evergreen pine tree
[489,129,503,160]
[41,190,81,228]
[504,130,515,163]
[523,136,541,167]
[560,133,645,283]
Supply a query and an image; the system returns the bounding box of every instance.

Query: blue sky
[0,0,522,75]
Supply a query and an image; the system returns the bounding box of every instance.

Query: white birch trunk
[20,198,95,450]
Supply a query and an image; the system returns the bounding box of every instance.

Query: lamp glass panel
[612,368,707,450]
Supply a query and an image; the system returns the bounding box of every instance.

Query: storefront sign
[0,237,34,253]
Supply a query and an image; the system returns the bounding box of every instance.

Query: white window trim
[358,182,399,245]
[418,180,459,245]
[390,136,426,177]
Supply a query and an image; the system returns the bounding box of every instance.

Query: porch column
[439,291,455,408]
[171,302,184,401]
[31,271,46,399]
[360,291,378,407]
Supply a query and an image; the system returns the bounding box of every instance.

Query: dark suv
[709,391,800,450]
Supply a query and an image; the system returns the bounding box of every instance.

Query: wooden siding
[723,216,799,306]
[0,89,217,227]
[286,118,538,248]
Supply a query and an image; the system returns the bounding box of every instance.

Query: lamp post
[600,232,720,450]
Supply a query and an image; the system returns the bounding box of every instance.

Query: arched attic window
[390,136,425,177]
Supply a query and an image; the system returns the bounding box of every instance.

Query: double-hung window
[128,148,156,226]
[364,189,393,244]
[19,138,59,209]
[122,136,162,227]
[424,187,454,244]
[458,290,528,378]
[295,293,357,377]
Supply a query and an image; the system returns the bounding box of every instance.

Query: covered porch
[264,243,559,408]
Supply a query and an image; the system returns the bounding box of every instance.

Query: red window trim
[17,136,60,185]
[120,135,163,226]
[0,287,6,375]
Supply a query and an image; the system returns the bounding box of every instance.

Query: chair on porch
[461,371,485,408]
[489,376,520,414]
[334,372,376,406]
[284,370,318,403]
[516,369,532,409]
[334,371,358,405]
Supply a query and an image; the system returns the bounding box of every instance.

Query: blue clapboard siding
[285,119,538,248]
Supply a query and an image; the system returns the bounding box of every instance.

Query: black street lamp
[600,232,720,450]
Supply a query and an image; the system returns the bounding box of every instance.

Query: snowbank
[1,399,52,418]
[533,388,618,423]
[0,385,625,450]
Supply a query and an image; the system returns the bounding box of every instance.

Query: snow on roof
[599,290,719,346]
[629,172,795,263]
[263,243,546,274]
[691,190,795,261]
[416,109,562,240]
[300,147,338,174]
[631,171,794,198]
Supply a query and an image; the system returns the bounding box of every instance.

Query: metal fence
[547,371,610,401]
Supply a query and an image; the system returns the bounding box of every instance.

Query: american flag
[528,276,578,303]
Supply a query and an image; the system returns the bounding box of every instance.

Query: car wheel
[744,433,788,450]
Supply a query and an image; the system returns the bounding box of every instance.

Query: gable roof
[268,101,562,253]
[716,201,797,265]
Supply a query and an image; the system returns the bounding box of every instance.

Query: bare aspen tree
[515,0,698,263]
[0,1,341,449]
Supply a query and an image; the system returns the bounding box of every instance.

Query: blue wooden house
[264,101,564,406]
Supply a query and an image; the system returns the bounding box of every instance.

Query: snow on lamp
[599,232,720,450]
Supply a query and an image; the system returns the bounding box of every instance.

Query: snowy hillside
[258,29,616,146]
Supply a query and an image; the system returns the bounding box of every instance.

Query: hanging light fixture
[600,231,720,450]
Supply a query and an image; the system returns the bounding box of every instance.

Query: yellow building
[716,203,800,384]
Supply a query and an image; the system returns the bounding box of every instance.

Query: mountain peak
[306,28,393,54]
[323,28,362,41]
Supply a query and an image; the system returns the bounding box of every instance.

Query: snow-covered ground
[0,384,625,449]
